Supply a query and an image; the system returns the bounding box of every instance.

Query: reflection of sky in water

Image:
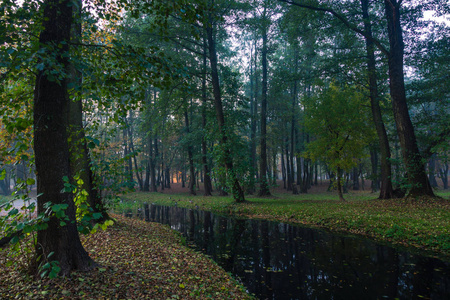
[146,205,450,300]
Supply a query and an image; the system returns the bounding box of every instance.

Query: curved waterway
[143,204,449,299]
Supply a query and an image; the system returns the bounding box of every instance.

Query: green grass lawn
[119,187,450,259]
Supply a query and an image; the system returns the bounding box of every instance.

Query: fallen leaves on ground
[0,215,253,299]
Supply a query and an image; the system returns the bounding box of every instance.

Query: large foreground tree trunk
[384,0,434,197]
[34,0,96,275]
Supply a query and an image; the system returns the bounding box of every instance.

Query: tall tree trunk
[285,137,292,191]
[248,40,257,194]
[272,149,277,185]
[428,155,438,188]
[336,167,345,201]
[281,147,286,189]
[143,139,150,192]
[370,147,380,192]
[184,107,196,195]
[352,166,360,190]
[201,36,213,196]
[259,11,271,196]
[66,0,108,221]
[150,137,157,192]
[290,88,298,195]
[205,13,244,202]
[298,130,307,193]
[160,143,165,191]
[290,48,299,194]
[253,38,259,181]
[165,166,171,189]
[297,157,303,192]
[439,160,448,189]
[127,121,143,191]
[361,0,394,199]
[384,0,434,197]
[314,162,318,186]
[34,0,95,275]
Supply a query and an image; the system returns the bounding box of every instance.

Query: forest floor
[0,215,253,299]
[120,181,450,260]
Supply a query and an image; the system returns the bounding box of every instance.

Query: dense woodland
[0,0,449,276]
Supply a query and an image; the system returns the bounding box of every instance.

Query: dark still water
[145,205,450,300]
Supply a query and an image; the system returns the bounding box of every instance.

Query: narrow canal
[143,204,450,299]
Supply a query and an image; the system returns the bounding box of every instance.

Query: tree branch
[278,0,390,57]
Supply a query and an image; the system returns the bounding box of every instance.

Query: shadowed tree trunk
[34,0,96,275]
[428,155,438,188]
[285,137,292,191]
[247,39,257,194]
[67,0,108,221]
[126,117,143,191]
[384,0,434,197]
[201,36,213,196]
[205,7,244,202]
[439,160,448,189]
[259,6,271,196]
[252,38,259,182]
[361,0,394,199]
[370,147,380,192]
[336,168,345,201]
[290,93,298,195]
[184,106,196,196]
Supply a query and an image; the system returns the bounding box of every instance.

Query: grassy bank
[120,189,450,259]
[0,215,253,299]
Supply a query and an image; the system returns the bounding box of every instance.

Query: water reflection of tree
[149,205,450,300]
